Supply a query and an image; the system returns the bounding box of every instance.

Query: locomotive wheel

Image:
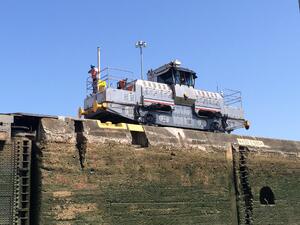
[145,113,155,125]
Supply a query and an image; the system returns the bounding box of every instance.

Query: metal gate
[0,136,31,225]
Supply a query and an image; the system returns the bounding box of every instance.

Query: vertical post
[135,41,147,80]
[97,47,101,80]
[140,47,143,80]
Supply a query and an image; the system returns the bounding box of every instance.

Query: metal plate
[0,137,31,225]
[0,142,15,225]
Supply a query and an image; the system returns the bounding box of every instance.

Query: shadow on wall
[0,141,4,151]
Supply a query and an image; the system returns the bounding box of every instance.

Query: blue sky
[0,1,299,140]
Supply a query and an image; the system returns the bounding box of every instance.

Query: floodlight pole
[135,41,147,80]
[139,47,143,80]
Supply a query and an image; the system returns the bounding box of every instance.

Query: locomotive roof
[148,61,197,78]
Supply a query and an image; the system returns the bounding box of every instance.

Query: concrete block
[0,115,13,142]
[0,131,8,141]
[143,126,231,151]
[39,117,76,143]
[81,119,132,144]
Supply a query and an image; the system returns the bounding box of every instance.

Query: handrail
[100,67,134,75]
[86,67,135,94]
[222,88,243,107]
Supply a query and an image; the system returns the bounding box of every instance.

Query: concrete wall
[30,118,300,225]
[246,152,300,224]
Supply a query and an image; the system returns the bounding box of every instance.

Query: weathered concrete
[39,117,76,143]
[1,115,300,225]
[32,118,300,225]
[144,126,300,153]
[246,152,300,224]
[81,119,132,144]
[0,115,13,142]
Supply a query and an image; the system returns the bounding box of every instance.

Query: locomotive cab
[147,60,197,88]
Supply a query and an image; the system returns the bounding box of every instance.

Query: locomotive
[79,59,249,133]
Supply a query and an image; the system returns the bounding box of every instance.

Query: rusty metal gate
[0,136,31,225]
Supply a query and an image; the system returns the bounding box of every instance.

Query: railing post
[97,47,101,80]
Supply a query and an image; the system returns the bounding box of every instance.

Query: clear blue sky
[0,1,299,140]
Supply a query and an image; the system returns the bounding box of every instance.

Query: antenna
[135,40,147,80]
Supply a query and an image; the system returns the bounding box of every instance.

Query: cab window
[175,71,195,87]
[157,70,174,85]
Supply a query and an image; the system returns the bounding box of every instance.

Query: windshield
[175,70,195,87]
[156,69,195,87]
[157,70,174,85]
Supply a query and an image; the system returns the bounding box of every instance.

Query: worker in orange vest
[88,65,99,93]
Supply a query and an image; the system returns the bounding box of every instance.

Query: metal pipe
[140,47,143,80]
[97,47,101,80]
[135,41,147,80]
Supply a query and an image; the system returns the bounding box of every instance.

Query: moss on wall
[32,118,300,225]
[38,143,237,225]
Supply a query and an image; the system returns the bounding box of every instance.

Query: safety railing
[222,89,243,107]
[86,67,135,94]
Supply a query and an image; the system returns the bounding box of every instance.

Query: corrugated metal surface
[0,142,16,225]
[14,137,31,225]
[0,137,31,225]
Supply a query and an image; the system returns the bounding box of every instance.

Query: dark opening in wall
[131,131,148,147]
[30,142,42,225]
[74,120,87,169]
[0,141,4,150]
[74,120,84,133]
[260,186,275,205]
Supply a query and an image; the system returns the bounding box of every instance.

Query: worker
[117,78,127,89]
[88,65,99,93]
[180,73,186,85]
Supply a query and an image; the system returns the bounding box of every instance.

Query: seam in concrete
[239,147,254,225]
[231,145,241,225]
[75,120,87,169]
